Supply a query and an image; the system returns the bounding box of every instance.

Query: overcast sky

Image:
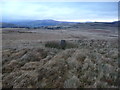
[1,1,118,22]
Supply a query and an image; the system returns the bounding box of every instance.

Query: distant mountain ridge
[5,19,77,28]
[0,22,18,28]
[0,20,119,28]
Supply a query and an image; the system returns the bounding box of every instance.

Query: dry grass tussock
[2,39,119,88]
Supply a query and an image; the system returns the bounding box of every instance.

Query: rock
[60,40,66,49]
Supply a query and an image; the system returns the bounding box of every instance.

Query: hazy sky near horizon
[1,1,118,22]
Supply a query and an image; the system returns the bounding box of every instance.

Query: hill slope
[1,20,119,28]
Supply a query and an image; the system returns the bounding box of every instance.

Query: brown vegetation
[2,39,119,88]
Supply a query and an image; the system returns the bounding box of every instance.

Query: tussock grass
[2,39,118,88]
[45,41,78,49]
[45,41,61,49]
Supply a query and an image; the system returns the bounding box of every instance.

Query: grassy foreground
[2,39,119,88]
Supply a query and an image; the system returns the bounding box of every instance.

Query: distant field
[2,27,118,49]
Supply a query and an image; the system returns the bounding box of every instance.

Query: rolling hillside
[1,20,119,28]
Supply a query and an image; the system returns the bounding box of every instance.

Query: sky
[0,1,118,22]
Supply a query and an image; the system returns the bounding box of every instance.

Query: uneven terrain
[2,26,119,88]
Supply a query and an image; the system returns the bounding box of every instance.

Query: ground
[2,27,119,88]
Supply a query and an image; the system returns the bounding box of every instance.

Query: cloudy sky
[1,1,118,22]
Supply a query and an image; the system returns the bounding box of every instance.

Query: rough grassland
[2,28,119,88]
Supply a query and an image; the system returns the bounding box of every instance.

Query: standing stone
[60,40,66,49]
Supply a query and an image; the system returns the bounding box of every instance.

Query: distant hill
[1,20,119,28]
[7,19,77,28]
[0,23,19,28]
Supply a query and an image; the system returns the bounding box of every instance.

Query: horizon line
[57,19,118,22]
[1,19,119,23]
